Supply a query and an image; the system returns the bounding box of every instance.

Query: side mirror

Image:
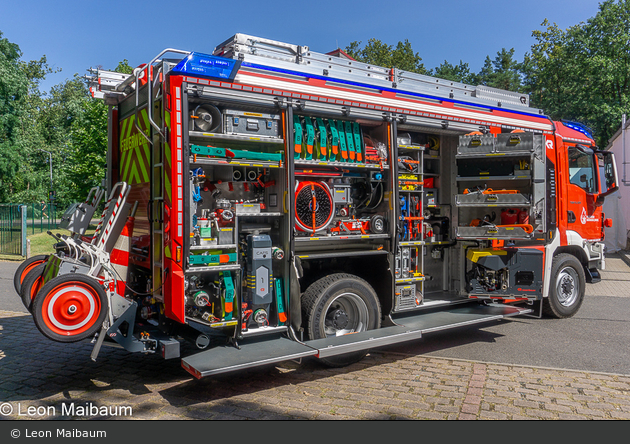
[594,151,620,207]
[595,194,605,207]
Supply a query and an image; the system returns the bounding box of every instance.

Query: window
[568,146,596,193]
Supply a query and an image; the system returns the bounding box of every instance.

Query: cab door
[565,145,602,240]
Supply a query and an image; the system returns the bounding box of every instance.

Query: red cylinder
[518,209,529,224]
[501,208,518,225]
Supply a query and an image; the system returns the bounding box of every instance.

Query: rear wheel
[543,253,585,318]
[302,273,381,367]
[14,255,48,295]
[31,274,108,343]
[20,263,47,312]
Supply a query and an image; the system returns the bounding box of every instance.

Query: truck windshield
[568,146,596,193]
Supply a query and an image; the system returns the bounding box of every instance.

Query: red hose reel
[294,181,335,233]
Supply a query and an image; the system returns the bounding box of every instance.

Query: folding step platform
[182,335,318,379]
[181,303,531,379]
[311,303,532,358]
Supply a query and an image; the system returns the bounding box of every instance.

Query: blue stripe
[241,61,548,121]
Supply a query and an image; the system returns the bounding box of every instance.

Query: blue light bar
[171,53,241,81]
[561,120,593,139]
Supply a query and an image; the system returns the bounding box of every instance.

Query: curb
[616,250,630,268]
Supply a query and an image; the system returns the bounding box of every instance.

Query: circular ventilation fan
[190,104,222,132]
[295,181,334,233]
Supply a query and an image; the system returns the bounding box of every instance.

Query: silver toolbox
[214,226,235,245]
[495,132,537,154]
[332,184,351,205]
[457,133,495,156]
[455,192,530,206]
[224,110,281,138]
[235,203,262,214]
[395,284,423,312]
[423,188,438,206]
[456,225,533,240]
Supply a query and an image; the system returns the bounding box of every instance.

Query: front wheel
[302,273,381,367]
[31,274,108,343]
[543,253,585,318]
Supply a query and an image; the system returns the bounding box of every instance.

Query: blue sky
[1,0,603,94]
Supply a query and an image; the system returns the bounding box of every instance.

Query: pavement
[1,255,630,420]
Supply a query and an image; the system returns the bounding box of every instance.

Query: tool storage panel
[292,117,391,244]
[454,131,546,241]
[185,101,289,336]
[393,131,450,312]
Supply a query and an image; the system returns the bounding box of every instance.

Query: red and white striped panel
[110,217,134,297]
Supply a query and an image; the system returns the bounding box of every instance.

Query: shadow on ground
[0,312,508,419]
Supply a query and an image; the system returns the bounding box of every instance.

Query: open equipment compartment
[38,31,615,378]
[185,90,290,340]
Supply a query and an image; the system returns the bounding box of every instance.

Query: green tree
[65,96,108,203]
[40,76,97,206]
[522,0,630,146]
[476,48,523,92]
[61,60,133,204]
[0,31,53,203]
[521,19,574,120]
[114,59,134,75]
[431,60,477,84]
[345,38,428,74]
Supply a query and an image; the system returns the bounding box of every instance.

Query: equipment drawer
[495,132,537,154]
[456,225,533,239]
[457,133,495,156]
[224,110,281,138]
[455,191,530,207]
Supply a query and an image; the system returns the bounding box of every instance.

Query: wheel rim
[372,217,384,233]
[555,267,579,307]
[41,282,101,336]
[322,292,369,337]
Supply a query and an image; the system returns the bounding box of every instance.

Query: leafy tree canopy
[346,38,428,74]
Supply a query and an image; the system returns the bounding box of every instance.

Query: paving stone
[479,411,508,420]
[2,309,630,421]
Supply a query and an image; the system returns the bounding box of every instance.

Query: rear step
[181,303,531,378]
[182,335,318,379]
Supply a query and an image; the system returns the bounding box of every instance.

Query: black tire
[13,255,48,295]
[302,273,381,367]
[20,263,47,312]
[370,215,386,234]
[543,253,585,318]
[32,273,108,343]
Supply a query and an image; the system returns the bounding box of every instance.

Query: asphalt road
[2,254,630,376]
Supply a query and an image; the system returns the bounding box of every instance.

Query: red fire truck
[15,34,619,377]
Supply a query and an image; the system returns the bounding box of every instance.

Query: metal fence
[0,203,58,256]
[23,202,59,235]
[0,204,27,256]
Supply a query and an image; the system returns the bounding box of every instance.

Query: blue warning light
[171,53,241,81]
[561,120,594,139]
